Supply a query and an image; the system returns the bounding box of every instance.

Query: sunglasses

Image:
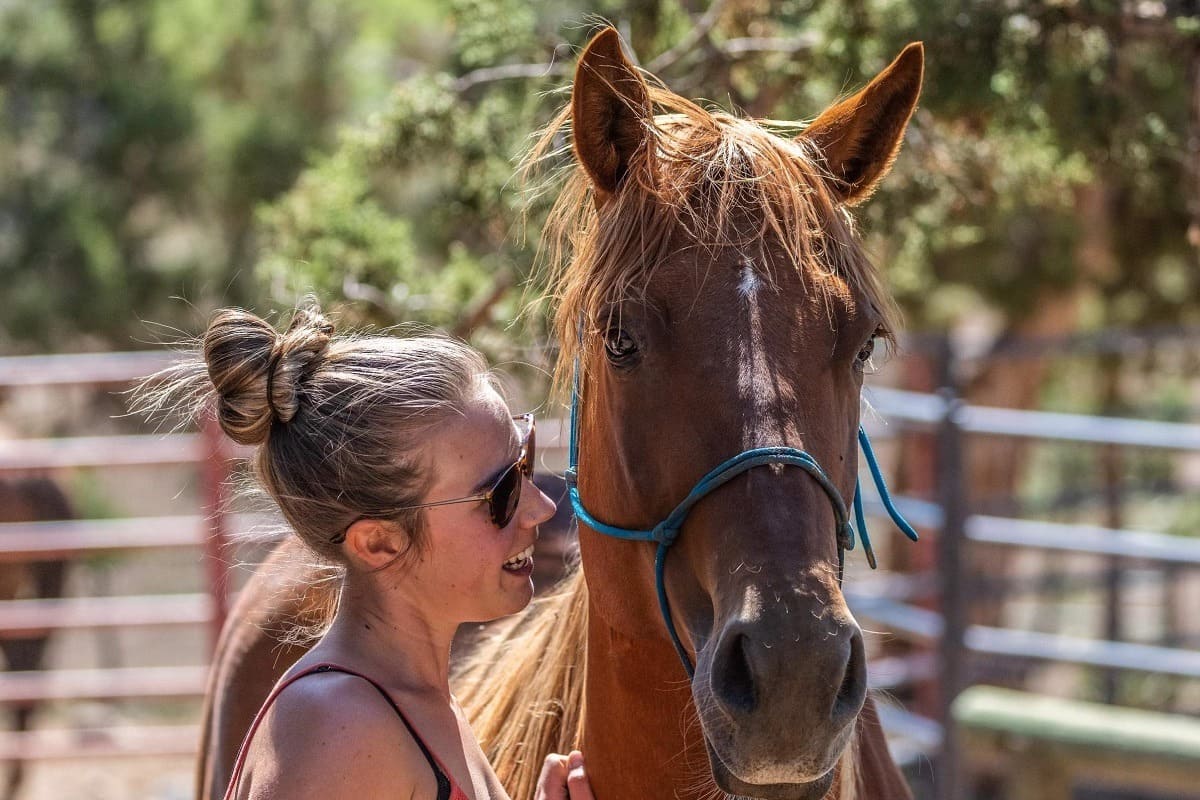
[393,414,536,529]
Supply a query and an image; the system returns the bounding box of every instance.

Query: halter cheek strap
[564,323,918,678]
[567,447,853,675]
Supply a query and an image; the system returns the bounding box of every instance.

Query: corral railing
[2,348,1197,797]
[852,383,1200,799]
[0,350,232,764]
[0,351,570,769]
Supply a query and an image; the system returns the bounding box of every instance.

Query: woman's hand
[535,750,594,800]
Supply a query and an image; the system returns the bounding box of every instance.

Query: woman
[148,304,593,800]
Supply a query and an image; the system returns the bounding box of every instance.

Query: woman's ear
[342,518,410,571]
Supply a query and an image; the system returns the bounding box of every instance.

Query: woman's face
[407,384,556,623]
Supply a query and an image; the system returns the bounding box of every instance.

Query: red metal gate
[0,351,235,763]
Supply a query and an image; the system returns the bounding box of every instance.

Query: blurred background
[1,1,1198,798]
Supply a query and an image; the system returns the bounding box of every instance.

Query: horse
[198,28,924,800]
[0,476,72,800]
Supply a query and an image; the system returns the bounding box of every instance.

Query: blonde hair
[136,303,491,564]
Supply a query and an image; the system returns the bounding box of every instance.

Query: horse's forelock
[526,81,899,400]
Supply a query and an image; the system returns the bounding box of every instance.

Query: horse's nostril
[711,631,758,714]
[709,621,867,728]
[832,627,867,722]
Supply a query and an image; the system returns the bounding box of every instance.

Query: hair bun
[202,305,334,445]
[270,306,334,423]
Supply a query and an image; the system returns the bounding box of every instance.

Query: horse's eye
[604,329,638,362]
[855,336,876,368]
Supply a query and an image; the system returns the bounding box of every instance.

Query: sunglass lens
[491,464,522,528]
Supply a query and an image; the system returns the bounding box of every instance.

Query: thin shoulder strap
[223,662,453,800]
[312,664,455,800]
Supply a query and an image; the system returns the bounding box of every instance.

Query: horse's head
[544,28,922,798]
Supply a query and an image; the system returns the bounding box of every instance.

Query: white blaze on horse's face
[736,258,773,446]
[737,261,762,300]
[567,27,923,799]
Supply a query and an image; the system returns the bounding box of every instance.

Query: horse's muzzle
[697,608,867,787]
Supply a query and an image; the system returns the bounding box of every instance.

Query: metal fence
[2,348,1198,793]
[0,350,230,764]
[853,384,1200,799]
[0,350,569,768]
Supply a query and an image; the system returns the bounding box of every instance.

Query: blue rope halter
[563,333,919,679]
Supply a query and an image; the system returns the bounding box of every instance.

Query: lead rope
[564,323,918,677]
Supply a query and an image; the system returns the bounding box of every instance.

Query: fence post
[1099,352,1125,704]
[200,412,231,654]
[935,337,969,800]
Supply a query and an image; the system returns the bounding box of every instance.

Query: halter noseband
[563,326,919,678]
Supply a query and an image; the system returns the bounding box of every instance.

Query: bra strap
[223,662,453,800]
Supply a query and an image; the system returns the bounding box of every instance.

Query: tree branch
[452,4,813,97]
[454,47,573,94]
[453,270,513,338]
[718,34,819,57]
[666,33,821,96]
[646,0,729,74]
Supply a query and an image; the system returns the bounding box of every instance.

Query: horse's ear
[572,27,652,200]
[801,42,924,206]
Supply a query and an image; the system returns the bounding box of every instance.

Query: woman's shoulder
[247,668,438,799]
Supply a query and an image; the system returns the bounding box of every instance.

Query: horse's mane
[523,80,901,397]
[454,569,588,800]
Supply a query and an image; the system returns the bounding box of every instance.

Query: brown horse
[198,29,923,800]
[0,477,72,800]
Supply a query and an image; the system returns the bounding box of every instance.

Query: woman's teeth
[503,545,534,570]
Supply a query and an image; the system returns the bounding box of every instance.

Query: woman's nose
[523,477,557,527]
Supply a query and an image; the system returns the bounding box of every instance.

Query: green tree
[0,0,444,351]
[258,1,1200,342]
[8,0,1198,357]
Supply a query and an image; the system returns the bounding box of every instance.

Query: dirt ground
[14,757,194,800]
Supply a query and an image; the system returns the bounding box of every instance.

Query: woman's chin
[490,570,535,618]
[507,584,534,614]
[460,584,534,625]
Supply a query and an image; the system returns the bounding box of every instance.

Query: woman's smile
[502,543,535,575]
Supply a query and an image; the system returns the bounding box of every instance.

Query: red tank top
[223,663,471,800]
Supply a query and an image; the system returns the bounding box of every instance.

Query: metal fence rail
[0,351,177,387]
[0,351,574,767]
[868,386,1200,449]
[0,725,200,761]
[0,351,228,767]
[0,594,212,637]
[0,513,274,562]
[0,434,206,470]
[0,666,209,704]
[863,494,1200,564]
[848,592,1200,678]
[859,377,1200,800]
[2,349,1198,784]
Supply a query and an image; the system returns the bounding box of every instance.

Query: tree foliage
[4,0,1198,354]
[257,0,1200,344]
[0,0,445,350]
